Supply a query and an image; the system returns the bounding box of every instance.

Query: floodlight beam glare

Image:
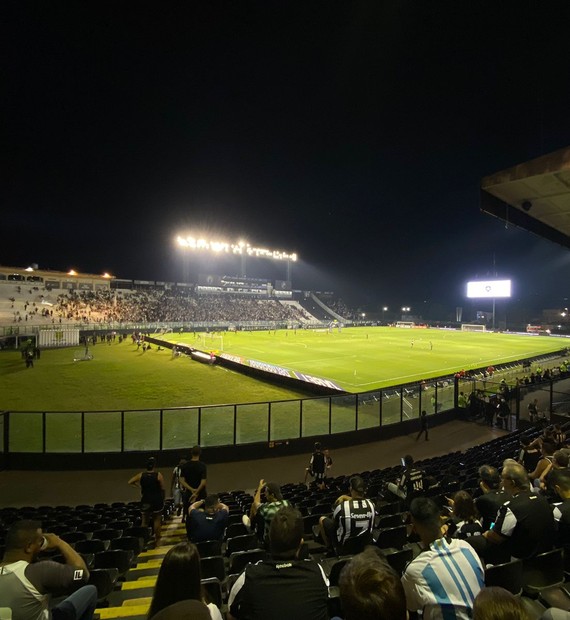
[176,235,297,261]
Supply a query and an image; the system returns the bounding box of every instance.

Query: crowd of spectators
[52,290,311,324]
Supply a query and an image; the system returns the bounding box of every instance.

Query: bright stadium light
[176,235,297,262]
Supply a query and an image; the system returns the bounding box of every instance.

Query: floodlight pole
[240,254,247,278]
[492,298,496,331]
[286,259,292,282]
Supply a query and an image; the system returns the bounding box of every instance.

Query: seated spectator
[483,462,555,560]
[147,541,222,620]
[228,506,329,620]
[319,476,375,554]
[445,490,484,539]
[538,449,570,498]
[551,468,570,547]
[0,520,97,620]
[336,547,407,620]
[186,494,229,543]
[386,454,425,505]
[473,586,530,620]
[402,497,484,619]
[246,480,290,545]
[474,465,507,531]
[529,441,557,486]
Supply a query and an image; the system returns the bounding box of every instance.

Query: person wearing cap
[228,506,328,620]
[247,480,290,545]
[474,465,507,531]
[319,475,375,554]
[128,456,165,547]
[186,494,229,543]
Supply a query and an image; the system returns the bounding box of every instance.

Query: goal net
[396,321,415,328]
[461,324,486,332]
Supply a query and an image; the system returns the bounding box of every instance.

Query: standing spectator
[319,476,375,554]
[147,541,222,620]
[336,548,407,620]
[228,507,328,620]
[128,457,165,548]
[186,494,229,543]
[170,457,186,518]
[246,480,290,545]
[181,446,207,519]
[0,520,97,620]
[518,436,541,474]
[304,441,326,489]
[416,410,429,441]
[402,497,484,620]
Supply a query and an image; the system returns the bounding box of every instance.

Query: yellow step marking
[121,577,156,590]
[123,597,152,607]
[95,605,149,619]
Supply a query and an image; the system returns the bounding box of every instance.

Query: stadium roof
[481,146,570,249]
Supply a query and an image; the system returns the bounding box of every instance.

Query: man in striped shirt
[319,476,375,553]
[402,497,484,620]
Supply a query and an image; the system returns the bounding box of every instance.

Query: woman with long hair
[147,542,222,620]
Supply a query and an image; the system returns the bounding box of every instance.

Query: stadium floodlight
[68,269,77,276]
[466,279,511,299]
[402,306,411,312]
[176,235,297,262]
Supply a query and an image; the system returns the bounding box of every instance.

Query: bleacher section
[3,426,570,619]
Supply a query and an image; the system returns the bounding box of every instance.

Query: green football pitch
[165,327,564,392]
[0,327,563,452]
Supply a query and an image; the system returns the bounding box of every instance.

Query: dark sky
[3,2,570,313]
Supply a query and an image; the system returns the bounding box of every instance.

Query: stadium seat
[74,539,107,555]
[228,549,266,574]
[123,526,152,544]
[60,531,88,545]
[327,558,351,586]
[93,549,134,579]
[201,577,223,609]
[523,548,565,596]
[225,534,258,556]
[375,525,407,551]
[195,539,223,558]
[88,567,119,604]
[225,522,248,539]
[484,559,523,595]
[111,536,144,556]
[199,556,226,581]
[385,547,413,576]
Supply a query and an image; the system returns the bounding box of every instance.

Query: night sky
[3,2,570,314]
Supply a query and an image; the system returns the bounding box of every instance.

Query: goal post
[461,324,486,332]
[395,321,415,328]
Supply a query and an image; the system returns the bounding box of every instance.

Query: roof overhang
[481,146,570,249]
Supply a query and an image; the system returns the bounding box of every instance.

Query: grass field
[0,327,563,452]
[165,327,564,392]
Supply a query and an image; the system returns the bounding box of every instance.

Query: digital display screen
[466,280,511,299]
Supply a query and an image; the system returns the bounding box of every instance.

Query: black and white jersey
[400,467,425,496]
[333,498,375,544]
[310,452,326,479]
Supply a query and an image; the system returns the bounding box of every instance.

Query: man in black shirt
[551,468,570,547]
[304,441,326,490]
[386,454,425,505]
[228,506,329,620]
[186,494,229,543]
[483,462,555,560]
[474,465,507,530]
[181,445,207,521]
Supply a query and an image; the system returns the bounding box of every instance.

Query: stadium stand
[4,426,570,619]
